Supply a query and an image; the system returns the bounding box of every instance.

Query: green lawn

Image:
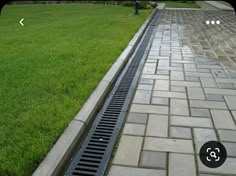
[0,4,151,175]
[161,1,201,8]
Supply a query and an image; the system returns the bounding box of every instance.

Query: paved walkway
[107,9,236,176]
[204,1,234,10]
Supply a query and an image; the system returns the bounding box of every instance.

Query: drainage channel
[65,9,162,176]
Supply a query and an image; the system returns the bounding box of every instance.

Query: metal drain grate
[65,10,162,176]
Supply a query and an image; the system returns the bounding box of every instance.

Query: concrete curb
[32,8,158,176]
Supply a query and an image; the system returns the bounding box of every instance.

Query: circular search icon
[199,141,227,168]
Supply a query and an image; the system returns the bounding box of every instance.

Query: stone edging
[32,8,158,176]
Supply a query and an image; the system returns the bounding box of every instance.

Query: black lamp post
[134,0,139,15]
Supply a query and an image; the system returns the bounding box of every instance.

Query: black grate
[65,9,162,176]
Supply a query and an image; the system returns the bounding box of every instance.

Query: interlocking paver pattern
[108,9,236,176]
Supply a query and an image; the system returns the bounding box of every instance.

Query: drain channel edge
[64,9,162,176]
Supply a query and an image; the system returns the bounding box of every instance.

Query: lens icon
[200,141,227,168]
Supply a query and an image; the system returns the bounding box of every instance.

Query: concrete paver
[140,151,167,169]
[193,128,217,153]
[130,104,168,115]
[170,126,192,139]
[224,96,236,110]
[218,129,236,142]
[187,87,205,100]
[123,123,146,136]
[170,99,189,116]
[126,113,148,124]
[151,97,169,105]
[169,153,196,176]
[113,135,143,166]
[108,165,166,176]
[143,137,194,154]
[108,9,236,176]
[190,108,211,117]
[211,110,236,129]
[197,157,236,175]
[171,116,213,128]
[146,114,168,137]
[133,89,152,104]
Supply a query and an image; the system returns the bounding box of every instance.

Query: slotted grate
[65,9,162,176]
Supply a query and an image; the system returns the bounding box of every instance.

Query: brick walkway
[107,10,236,176]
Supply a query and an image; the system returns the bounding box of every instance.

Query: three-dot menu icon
[206,20,220,25]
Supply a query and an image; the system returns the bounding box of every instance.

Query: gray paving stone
[153,91,186,99]
[184,64,197,72]
[140,151,167,169]
[158,66,183,71]
[204,88,236,95]
[113,135,143,166]
[193,128,217,153]
[171,86,186,92]
[141,74,169,80]
[232,111,236,121]
[152,97,169,106]
[171,63,182,67]
[200,78,217,88]
[146,114,168,137]
[218,83,235,89]
[206,94,224,102]
[140,78,154,85]
[171,80,201,87]
[175,60,194,63]
[143,63,156,74]
[123,123,146,136]
[185,76,200,82]
[185,71,213,78]
[197,156,236,175]
[190,108,211,117]
[144,137,194,154]
[198,68,210,73]
[130,104,168,115]
[158,60,169,67]
[108,165,166,176]
[190,100,228,109]
[171,71,184,80]
[169,153,196,176]
[218,129,236,142]
[224,96,236,110]
[133,90,152,104]
[211,110,236,129]
[215,78,236,84]
[156,70,169,75]
[200,174,225,176]
[222,142,236,157]
[137,84,153,91]
[197,65,221,69]
[212,70,228,78]
[171,116,213,128]
[127,113,148,124]
[170,126,192,139]
[170,99,189,116]
[154,79,169,91]
[187,87,205,100]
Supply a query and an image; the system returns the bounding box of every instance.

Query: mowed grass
[0,4,151,175]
